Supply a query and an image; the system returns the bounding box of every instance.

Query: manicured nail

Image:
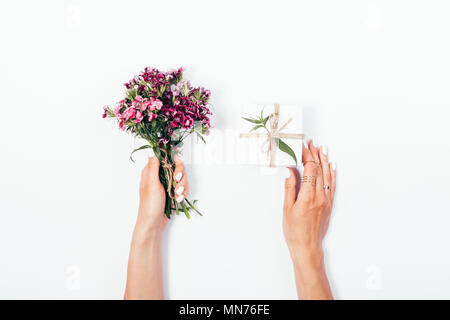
[284,168,291,179]
[175,172,183,182]
[331,162,336,170]
[312,138,318,148]
[176,195,184,203]
[303,140,309,149]
[176,186,184,195]
[321,145,328,155]
[148,149,155,157]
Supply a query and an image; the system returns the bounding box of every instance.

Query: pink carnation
[141,100,151,111]
[133,110,143,123]
[148,98,163,111]
[119,121,126,131]
[154,99,163,110]
[114,104,122,117]
[183,117,194,129]
[121,106,136,122]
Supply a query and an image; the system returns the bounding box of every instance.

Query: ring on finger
[323,185,331,190]
[303,160,320,167]
[302,175,317,186]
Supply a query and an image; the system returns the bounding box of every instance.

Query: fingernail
[148,149,155,158]
[176,195,184,203]
[312,138,318,148]
[303,140,309,149]
[284,167,291,179]
[175,172,183,182]
[176,186,184,195]
[331,162,336,170]
[321,145,328,155]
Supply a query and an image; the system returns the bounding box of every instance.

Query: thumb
[147,156,161,181]
[284,167,297,211]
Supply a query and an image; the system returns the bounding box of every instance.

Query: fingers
[284,167,297,211]
[308,140,320,164]
[173,155,188,202]
[299,141,317,196]
[308,140,326,201]
[173,154,184,181]
[319,146,331,203]
[302,140,315,164]
[329,162,336,205]
[146,156,161,182]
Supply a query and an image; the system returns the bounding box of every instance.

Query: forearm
[124,220,164,300]
[290,247,333,300]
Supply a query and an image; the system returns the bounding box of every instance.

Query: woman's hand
[136,155,188,234]
[125,154,189,300]
[283,140,336,299]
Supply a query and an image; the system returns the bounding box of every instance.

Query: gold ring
[302,175,317,186]
[303,160,320,167]
[323,185,331,190]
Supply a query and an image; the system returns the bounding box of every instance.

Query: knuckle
[303,192,314,203]
[316,198,326,209]
[149,156,158,165]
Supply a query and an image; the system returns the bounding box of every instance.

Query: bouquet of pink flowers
[103,67,212,219]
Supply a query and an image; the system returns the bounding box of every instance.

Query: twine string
[159,148,175,200]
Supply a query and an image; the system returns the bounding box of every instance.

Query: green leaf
[250,125,264,132]
[276,139,297,165]
[127,87,138,100]
[242,117,261,124]
[185,198,203,216]
[130,145,151,162]
[194,89,202,101]
[181,83,189,96]
[196,132,206,144]
[180,201,191,219]
[174,200,180,216]
[165,196,172,219]
[153,146,162,160]
[262,116,270,126]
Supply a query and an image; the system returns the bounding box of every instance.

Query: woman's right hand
[283,140,336,299]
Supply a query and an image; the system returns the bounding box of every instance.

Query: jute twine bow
[240,103,304,167]
[159,148,175,200]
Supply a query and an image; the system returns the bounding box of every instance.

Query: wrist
[132,218,163,248]
[136,204,165,230]
[289,246,332,299]
[289,244,325,273]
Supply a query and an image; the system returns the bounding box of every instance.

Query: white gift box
[238,103,303,167]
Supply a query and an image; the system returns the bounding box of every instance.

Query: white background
[0,0,450,299]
